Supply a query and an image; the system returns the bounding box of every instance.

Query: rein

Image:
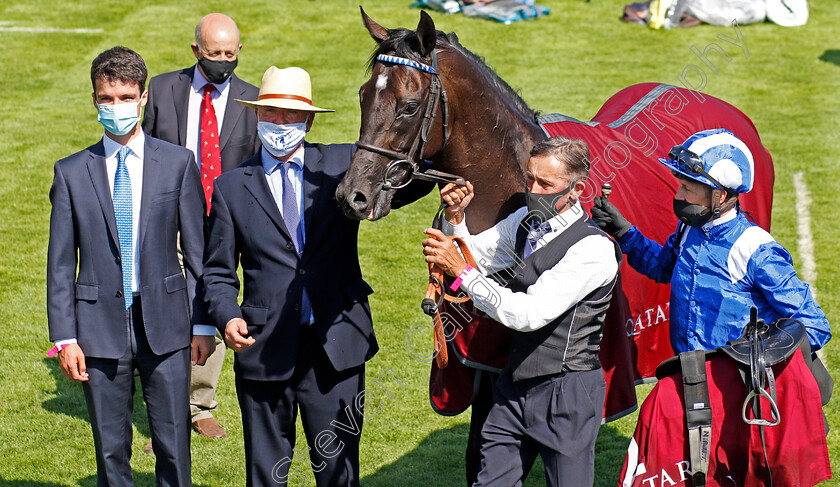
[355,52,465,190]
[422,203,477,369]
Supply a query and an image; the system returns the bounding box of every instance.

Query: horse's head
[336,8,450,221]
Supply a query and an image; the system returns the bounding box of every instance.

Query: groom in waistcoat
[423,135,620,487]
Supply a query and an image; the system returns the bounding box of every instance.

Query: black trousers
[236,325,366,487]
[466,370,497,486]
[473,368,605,487]
[82,297,192,486]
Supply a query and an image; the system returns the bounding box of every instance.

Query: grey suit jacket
[142,67,260,172]
[47,135,207,359]
[202,143,378,381]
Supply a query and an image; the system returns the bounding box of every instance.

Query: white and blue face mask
[258,121,307,159]
[97,101,141,136]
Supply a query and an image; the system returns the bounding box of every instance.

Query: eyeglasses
[668,145,725,190]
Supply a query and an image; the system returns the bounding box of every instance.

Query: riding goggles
[666,145,726,191]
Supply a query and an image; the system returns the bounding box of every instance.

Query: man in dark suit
[142,12,259,440]
[203,66,377,487]
[47,47,214,486]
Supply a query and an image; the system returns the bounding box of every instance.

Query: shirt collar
[526,201,586,238]
[102,130,145,161]
[545,201,586,234]
[192,64,232,94]
[261,144,305,175]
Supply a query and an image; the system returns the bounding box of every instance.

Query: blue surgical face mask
[97,101,141,136]
[258,121,307,158]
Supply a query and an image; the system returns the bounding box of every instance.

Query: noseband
[355,52,465,189]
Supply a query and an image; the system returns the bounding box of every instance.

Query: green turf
[0,0,837,485]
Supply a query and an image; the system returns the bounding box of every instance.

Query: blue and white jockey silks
[618,210,831,354]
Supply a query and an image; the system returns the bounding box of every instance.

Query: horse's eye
[402,102,420,116]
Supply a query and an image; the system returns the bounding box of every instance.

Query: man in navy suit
[142,13,259,439]
[47,46,215,486]
[203,66,377,486]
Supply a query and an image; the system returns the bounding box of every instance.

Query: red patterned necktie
[200,84,222,214]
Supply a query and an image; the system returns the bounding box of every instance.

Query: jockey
[592,128,831,354]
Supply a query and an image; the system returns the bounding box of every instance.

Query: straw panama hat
[235,66,334,113]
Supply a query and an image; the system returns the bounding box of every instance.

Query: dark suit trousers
[236,325,365,487]
[473,368,605,487]
[82,297,191,487]
[466,370,497,487]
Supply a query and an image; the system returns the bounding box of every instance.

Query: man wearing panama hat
[203,66,377,486]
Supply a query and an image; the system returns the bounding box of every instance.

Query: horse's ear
[416,10,437,57]
[361,6,389,44]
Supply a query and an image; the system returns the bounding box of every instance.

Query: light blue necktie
[278,161,311,325]
[114,146,133,309]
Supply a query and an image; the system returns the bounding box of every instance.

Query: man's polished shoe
[192,417,228,439]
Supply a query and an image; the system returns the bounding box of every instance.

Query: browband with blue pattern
[376,54,438,75]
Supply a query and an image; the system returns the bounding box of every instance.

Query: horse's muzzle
[335,182,389,221]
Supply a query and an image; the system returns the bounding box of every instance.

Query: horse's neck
[438,55,544,233]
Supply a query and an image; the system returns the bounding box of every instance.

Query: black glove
[590,195,631,239]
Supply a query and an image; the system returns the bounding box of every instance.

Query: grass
[0,0,837,485]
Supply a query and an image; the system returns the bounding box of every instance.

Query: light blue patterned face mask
[257,121,307,158]
[97,102,140,136]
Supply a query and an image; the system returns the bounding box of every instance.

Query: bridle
[355,52,465,190]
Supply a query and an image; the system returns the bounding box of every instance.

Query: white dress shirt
[185,65,231,169]
[443,202,619,332]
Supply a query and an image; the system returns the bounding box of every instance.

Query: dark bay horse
[335,8,774,485]
[336,10,543,232]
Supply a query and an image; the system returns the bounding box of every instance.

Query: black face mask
[673,198,713,227]
[526,184,573,223]
[198,57,237,84]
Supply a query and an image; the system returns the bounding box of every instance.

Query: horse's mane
[368,28,539,122]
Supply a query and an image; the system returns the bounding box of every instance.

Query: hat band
[258,93,312,105]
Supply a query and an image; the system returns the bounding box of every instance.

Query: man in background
[142,12,259,441]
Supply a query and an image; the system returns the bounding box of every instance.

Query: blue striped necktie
[279,161,311,325]
[114,146,133,309]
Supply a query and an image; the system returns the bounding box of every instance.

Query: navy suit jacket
[202,143,378,381]
[142,67,260,172]
[47,135,207,359]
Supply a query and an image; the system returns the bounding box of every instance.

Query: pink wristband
[47,343,66,358]
[449,265,474,291]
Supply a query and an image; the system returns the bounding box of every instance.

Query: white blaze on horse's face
[376,74,388,92]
